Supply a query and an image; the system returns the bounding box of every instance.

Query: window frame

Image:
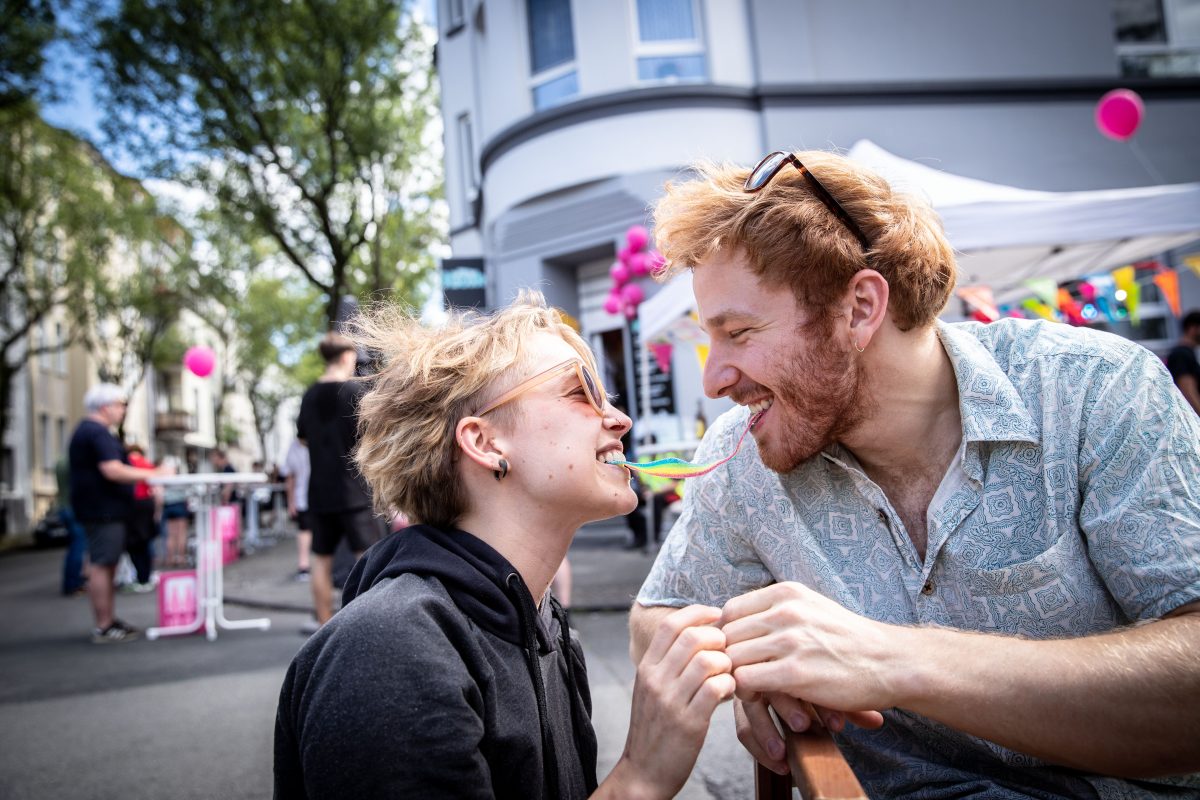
[629,0,707,85]
[1114,0,1200,76]
[526,0,580,110]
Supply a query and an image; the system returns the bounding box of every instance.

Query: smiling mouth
[746,398,773,429]
[598,451,627,467]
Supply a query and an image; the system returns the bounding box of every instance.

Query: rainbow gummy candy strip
[614,410,764,479]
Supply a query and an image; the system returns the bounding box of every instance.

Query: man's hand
[598,605,735,800]
[721,582,901,713]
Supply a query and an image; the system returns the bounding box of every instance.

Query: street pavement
[0,519,755,799]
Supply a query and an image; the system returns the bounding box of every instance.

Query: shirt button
[921,580,934,595]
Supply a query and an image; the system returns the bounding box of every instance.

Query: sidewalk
[222,517,660,614]
[222,519,755,800]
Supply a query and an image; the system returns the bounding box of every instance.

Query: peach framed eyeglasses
[475,359,608,418]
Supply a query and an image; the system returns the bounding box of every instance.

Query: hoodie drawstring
[553,603,598,795]
[507,573,562,800]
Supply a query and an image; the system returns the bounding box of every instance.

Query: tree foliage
[77,182,193,396]
[0,0,60,108]
[93,0,443,326]
[0,102,114,444]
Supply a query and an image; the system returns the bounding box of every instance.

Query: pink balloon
[603,293,621,315]
[625,225,649,252]
[610,261,630,285]
[628,251,649,276]
[623,304,638,320]
[183,345,216,378]
[620,283,645,305]
[1095,89,1144,142]
[646,250,666,274]
[618,246,634,266]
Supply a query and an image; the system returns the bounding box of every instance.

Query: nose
[603,402,633,435]
[702,345,738,399]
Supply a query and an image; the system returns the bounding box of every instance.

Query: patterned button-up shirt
[638,318,1200,799]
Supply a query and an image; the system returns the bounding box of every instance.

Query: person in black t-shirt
[68,383,173,643]
[1166,310,1200,415]
[297,333,385,627]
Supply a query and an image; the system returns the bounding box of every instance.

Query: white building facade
[436,0,1200,436]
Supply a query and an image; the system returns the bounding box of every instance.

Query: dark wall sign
[442,257,487,310]
[630,319,676,417]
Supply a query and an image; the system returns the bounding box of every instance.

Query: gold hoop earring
[493,458,509,481]
[853,339,866,353]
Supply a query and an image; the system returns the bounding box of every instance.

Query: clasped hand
[627,583,892,792]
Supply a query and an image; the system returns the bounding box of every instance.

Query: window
[527,0,578,109]
[457,113,479,199]
[39,413,51,472]
[56,418,65,459]
[445,0,466,34]
[55,322,65,372]
[634,0,706,84]
[1114,0,1200,76]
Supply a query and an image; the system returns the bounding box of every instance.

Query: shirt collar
[935,320,1039,445]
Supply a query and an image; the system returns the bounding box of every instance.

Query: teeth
[746,398,773,414]
[598,451,624,464]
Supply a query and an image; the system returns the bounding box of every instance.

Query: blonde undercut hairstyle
[352,290,593,529]
[653,150,957,331]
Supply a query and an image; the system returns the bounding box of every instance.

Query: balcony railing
[155,410,196,437]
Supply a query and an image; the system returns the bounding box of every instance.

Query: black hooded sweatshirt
[273,524,599,799]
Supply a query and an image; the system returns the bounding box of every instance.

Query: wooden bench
[754,727,868,800]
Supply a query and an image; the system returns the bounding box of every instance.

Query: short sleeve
[637,410,774,608]
[92,427,124,464]
[1078,349,1200,620]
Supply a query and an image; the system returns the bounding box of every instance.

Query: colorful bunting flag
[1154,269,1182,317]
[648,342,674,374]
[956,285,999,321]
[1024,278,1061,310]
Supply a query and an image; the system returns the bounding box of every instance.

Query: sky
[37,0,449,322]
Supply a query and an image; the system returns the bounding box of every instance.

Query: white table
[145,473,272,642]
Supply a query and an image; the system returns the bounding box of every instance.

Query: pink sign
[157,570,198,629]
[215,504,241,565]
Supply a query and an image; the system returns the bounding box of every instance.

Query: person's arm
[722,585,1200,777]
[1176,373,1200,414]
[284,473,297,518]
[629,602,675,663]
[98,460,171,485]
[593,605,735,800]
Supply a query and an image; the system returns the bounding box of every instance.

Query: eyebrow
[700,309,757,333]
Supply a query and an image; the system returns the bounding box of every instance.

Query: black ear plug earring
[493,459,509,481]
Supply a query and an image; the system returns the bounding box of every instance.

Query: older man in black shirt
[69,383,172,643]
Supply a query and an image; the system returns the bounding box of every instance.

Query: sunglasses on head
[476,358,607,418]
[743,150,871,251]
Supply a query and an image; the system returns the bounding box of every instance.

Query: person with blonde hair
[274,291,735,799]
[631,150,1200,795]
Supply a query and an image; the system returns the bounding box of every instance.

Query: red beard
[751,316,872,473]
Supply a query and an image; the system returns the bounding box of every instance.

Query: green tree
[0,0,60,108]
[92,0,443,327]
[78,185,193,410]
[0,102,113,445]
[232,276,324,459]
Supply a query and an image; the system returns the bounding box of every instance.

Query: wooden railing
[754,727,867,800]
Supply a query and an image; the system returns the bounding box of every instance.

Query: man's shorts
[294,509,313,533]
[83,521,126,566]
[310,507,386,556]
[163,502,191,520]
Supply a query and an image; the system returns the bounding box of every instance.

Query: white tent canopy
[848,139,1200,303]
[641,139,1200,342]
